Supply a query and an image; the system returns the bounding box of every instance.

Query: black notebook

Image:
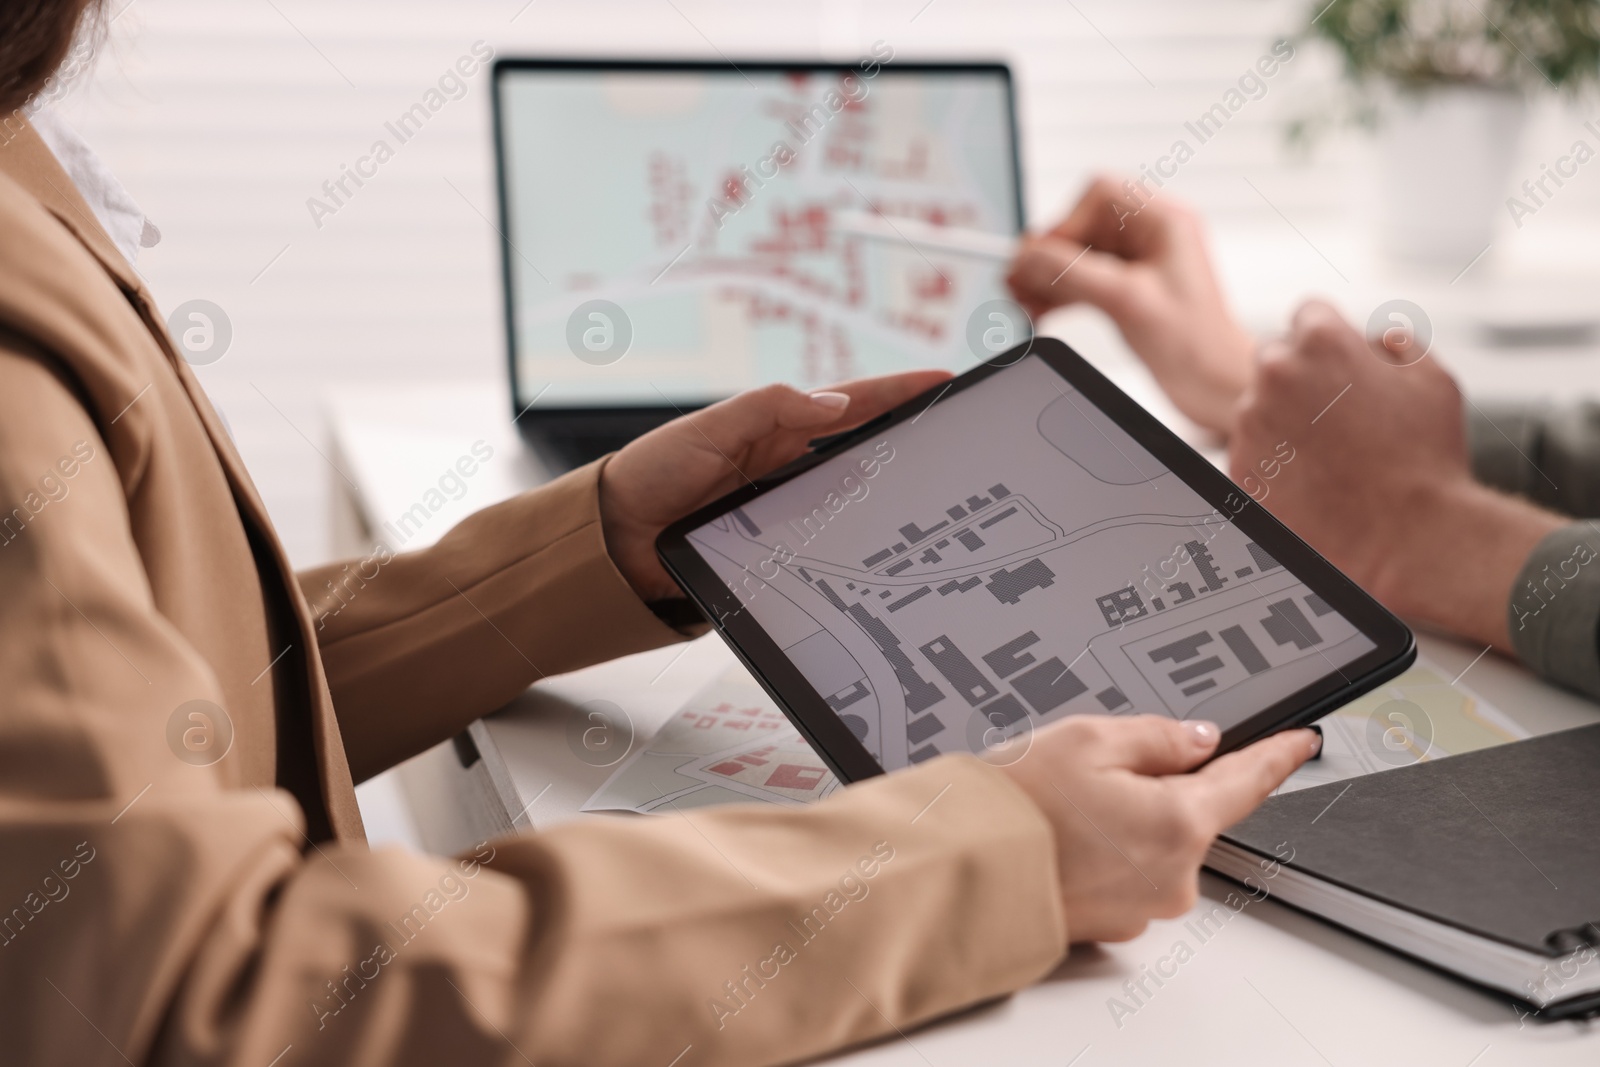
[1208,722,1600,1018]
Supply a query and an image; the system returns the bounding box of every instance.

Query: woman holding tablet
[0,6,1315,1065]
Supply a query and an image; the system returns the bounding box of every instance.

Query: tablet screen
[685,354,1378,770]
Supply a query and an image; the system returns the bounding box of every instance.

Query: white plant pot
[1373,84,1527,269]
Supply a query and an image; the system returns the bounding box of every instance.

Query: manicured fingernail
[1305,725,1324,759]
[810,391,850,410]
[1183,720,1219,746]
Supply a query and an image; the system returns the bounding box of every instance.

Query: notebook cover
[1218,722,1600,956]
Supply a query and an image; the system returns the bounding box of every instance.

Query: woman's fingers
[1180,729,1320,833]
[818,369,954,428]
[1087,714,1221,776]
[683,370,951,456]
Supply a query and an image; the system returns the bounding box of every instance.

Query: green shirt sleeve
[1506,523,1600,700]
[1470,403,1600,698]
[1467,401,1600,516]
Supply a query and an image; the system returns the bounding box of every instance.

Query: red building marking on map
[630,86,991,366]
[707,745,782,777]
[765,764,829,791]
[647,151,691,247]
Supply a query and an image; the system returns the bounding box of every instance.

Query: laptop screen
[494,60,1024,411]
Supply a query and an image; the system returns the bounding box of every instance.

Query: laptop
[491,56,1026,470]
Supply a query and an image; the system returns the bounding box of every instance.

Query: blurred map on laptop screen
[497,63,1020,407]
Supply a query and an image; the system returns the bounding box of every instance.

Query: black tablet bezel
[490,56,1026,421]
[656,337,1416,783]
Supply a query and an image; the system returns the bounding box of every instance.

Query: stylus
[831,210,1019,261]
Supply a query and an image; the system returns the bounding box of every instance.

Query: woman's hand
[599,371,952,604]
[1007,176,1255,437]
[999,715,1318,942]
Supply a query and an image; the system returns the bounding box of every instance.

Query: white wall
[53,0,1600,564]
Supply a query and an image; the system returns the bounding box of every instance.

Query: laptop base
[516,406,697,471]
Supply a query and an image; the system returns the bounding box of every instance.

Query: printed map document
[1277,662,1527,793]
[583,667,840,815]
[586,659,1521,814]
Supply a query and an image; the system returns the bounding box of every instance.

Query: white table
[326,361,1600,1065]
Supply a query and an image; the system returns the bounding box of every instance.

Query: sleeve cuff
[854,754,1069,981]
[1467,401,1548,500]
[1507,521,1600,699]
[494,453,701,659]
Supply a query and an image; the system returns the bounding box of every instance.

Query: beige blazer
[0,120,1065,1067]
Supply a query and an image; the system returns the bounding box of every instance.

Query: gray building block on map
[1011,657,1089,714]
[982,631,1041,678]
[986,558,1056,605]
[919,635,1000,706]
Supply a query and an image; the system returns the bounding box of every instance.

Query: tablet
[657,339,1415,781]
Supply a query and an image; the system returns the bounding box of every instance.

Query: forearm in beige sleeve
[301,456,696,781]
[157,755,1065,1067]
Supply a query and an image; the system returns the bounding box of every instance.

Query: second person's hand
[1007,176,1256,437]
[1229,301,1564,652]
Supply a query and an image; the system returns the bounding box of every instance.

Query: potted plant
[1299,0,1600,268]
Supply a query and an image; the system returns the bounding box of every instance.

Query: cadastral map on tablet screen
[688,356,1377,770]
